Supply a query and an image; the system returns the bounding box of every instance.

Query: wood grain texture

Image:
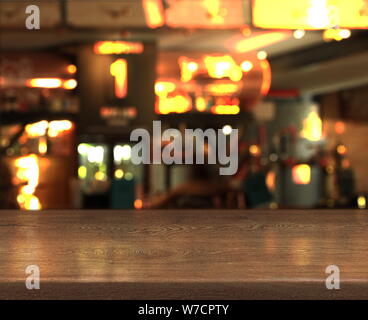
[0,209,367,300]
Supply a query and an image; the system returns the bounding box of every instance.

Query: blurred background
[1,0,368,211]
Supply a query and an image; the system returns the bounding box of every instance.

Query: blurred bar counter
[0,209,368,299]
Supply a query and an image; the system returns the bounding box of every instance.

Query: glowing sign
[110,59,128,99]
[253,0,368,29]
[165,0,245,28]
[26,78,77,90]
[94,41,144,55]
[26,78,62,88]
[143,0,165,28]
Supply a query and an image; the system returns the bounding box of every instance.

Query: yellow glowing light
[110,59,128,99]
[294,29,306,39]
[95,171,106,181]
[292,164,311,185]
[235,32,290,53]
[205,83,240,96]
[358,196,367,209]
[134,199,143,210]
[48,120,73,138]
[179,57,199,82]
[26,78,63,88]
[115,169,124,180]
[94,41,144,55]
[253,0,368,29]
[260,59,272,96]
[67,64,77,74]
[257,51,268,60]
[337,144,347,155]
[28,196,41,211]
[301,110,323,142]
[203,0,225,24]
[195,97,207,112]
[78,166,87,179]
[143,0,165,28]
[241,60,253,72]
[78,144,89,155]
[25,121,49,138]
[15,154,41,211]
[204,55,243,81]
[63,79,77,90]
[323,28,351,41]
[249,144,261,156]
[155,81,176,96]
[222,125,233,135]
[211,104,240,115]
[156,94,192,115]
[38,138,47,155]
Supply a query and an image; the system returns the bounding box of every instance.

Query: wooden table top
[0,209,367,299]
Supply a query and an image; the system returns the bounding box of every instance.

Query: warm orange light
[195,97,207,112]
[14,154,41,210]
[48,120,73,138]
[301,109,322,141]
[335,121,345,135]
[253,0,368,29]
[143,0,165,28]
[67,64,77,74]
[249,144,261,156]
[38,137,47,155]
[110,59,128,99]
[204,55,243,81]
[156,94,192,115]
[165,0,244,28]
[205,83,240,96]
[292,164,311,185]
[26,78,63,88]
[63,79,77,90]
[26,78,77,90]
[342,158,350,169]
[337,144,347,155]
[203,0,225,25]
[234,32,291,53]
[25,120,49,138]
[94,41,144,55]
[211,104,240,115]
[266,171,276,191]
[260,59,272,96]
[155,81,176,96]
[179,57,199,82]
[134,199,143,210]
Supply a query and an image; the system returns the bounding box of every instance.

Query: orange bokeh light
[94,41,144,55]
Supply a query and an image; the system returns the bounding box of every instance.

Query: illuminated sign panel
[94,41,144,55]
[165,0,246,28]
[110,59,128,99]
[253,0,368,29]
